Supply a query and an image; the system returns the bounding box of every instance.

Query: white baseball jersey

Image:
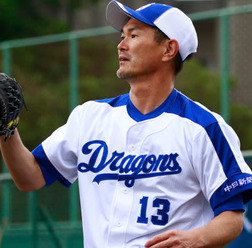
[32,88,252,248]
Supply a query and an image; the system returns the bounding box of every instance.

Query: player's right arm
[145,210,244,248]
[0,129,46,192]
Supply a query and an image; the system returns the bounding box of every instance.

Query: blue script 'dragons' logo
[77,140,182,187]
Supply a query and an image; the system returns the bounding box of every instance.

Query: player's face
[117,19,165,81]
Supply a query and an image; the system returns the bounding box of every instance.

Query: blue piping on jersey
[96,89,252,209]
[96,90,242,177]
[169,92,242,175]
[32,144,71,187]
[96,90,242,178]
[166,91,252,209]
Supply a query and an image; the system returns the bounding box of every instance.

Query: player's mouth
[119,55,129,63]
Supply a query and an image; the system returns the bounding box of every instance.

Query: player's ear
[162,39,179,62]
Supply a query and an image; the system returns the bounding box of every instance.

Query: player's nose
[117,38,128,51]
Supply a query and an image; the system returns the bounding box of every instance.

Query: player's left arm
[145,210,244,248]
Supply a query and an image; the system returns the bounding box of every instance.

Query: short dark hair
[153,28,192,75]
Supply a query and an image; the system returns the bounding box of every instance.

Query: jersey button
[122,188,128,194]
[116,221,121,227]
[129,145,136,151]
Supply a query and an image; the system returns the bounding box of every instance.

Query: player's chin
[116,69,127,79]
[116,68,134,80]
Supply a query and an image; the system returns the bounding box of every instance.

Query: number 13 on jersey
[137,196,170,226]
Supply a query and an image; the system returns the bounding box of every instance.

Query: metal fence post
[220,14,230,123]
[69,35,79,224]
[29,191,38,248]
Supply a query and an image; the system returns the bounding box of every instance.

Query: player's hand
[145,229,202,248]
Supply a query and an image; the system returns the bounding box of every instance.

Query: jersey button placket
[108,124,141,247]
[108,183,133,247]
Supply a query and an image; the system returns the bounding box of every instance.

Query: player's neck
[129,78,174,115]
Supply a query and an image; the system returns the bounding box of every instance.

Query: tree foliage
[0,0,68,41]
[0,0,102,41]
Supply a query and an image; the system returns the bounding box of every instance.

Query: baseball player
[1,1,252,248]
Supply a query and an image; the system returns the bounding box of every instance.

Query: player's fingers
[145,230,178,247]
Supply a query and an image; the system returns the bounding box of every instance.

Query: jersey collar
[127,88,177,122]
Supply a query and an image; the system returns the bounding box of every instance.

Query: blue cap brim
[106,0,155,31]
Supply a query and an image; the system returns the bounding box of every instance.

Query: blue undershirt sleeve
[214,194,245,216]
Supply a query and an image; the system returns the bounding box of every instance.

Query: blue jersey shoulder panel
[95,93,129,107]
[168,89,217,127]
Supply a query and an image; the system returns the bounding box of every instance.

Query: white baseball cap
[106,0,198,61]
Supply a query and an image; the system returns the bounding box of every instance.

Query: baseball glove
[0,73,27,141]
